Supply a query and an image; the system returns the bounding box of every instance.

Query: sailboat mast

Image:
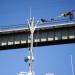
[70,55,74,75]
[28,17,35,75]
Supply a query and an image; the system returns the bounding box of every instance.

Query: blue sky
[0,0,75,75]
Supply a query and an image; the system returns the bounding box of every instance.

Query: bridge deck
[0,20,75,50]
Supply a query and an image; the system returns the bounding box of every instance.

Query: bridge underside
[0,23,75,50]
[0,39,75,50]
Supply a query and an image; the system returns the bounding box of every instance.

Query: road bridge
[0,20,75,50]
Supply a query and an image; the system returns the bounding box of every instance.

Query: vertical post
[28,17,35,75]
[70,55,74,75]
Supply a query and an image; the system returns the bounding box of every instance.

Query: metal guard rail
[0,18,75,31]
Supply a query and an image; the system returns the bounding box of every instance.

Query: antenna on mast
[70,55,74,75]
[30,8,32,20]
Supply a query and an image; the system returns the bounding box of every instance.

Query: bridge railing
[0,18,75,32]
[0,24,28,31]
[38,18,75,26]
